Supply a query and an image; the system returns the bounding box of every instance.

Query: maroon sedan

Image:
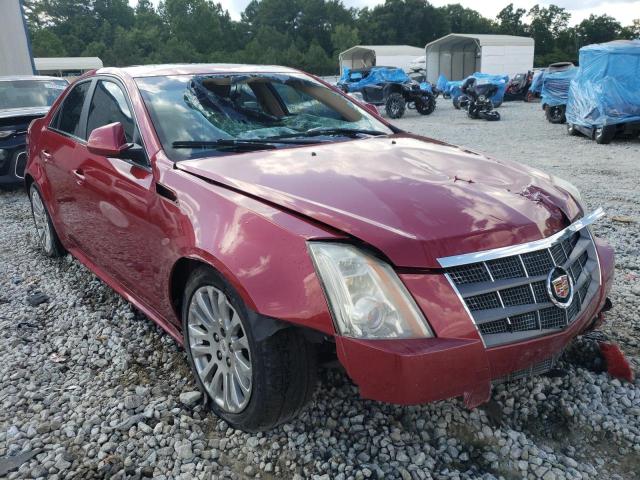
[25,65,614,431]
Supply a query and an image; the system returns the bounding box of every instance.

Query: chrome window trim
[438,208,605,268]
[14,151,26,179]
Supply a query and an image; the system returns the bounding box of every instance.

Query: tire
[384,93,405,119]
[545,105,566,124]
[567,123,579,136]
[415,95,436,115]
[594,126,615,145]
[182,266,317,432]
[466,105,479,119]
[481,110,501,121]
[29,183,65,257]
[452,97,461,110]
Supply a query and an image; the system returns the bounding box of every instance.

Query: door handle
[72,168,85,184]
[42,150,53,163]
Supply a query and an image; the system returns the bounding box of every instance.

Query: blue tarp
[338,67,410,93]
[529,69,546,94]
[436,74,449,92]
[440,72,509,106]
[541,67,577,107]
[419,82,433,94]
[566,40,640,127]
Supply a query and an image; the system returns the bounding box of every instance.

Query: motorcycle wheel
[385,93,406,119]
[416,96,436,115]
[545,105,566,124]
[481,110,501,121]
[466,106,479,119]
[567,123,579,136]
[452,97,461,110]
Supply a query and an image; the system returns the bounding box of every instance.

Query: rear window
[0,79,67,109]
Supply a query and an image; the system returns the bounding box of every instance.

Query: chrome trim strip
[444,273,486,348]
[438,208,605,268]
[14,151,27,179]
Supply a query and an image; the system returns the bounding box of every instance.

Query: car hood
[177,135,581,268]
[0,106,49,120]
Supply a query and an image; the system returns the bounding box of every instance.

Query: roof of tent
[340,45,425,58]
[426,34,534,50]
[34,57,103,71]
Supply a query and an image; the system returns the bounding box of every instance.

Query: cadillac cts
[25,65,614,431]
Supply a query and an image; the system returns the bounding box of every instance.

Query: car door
[40,80,93,243]
[70,78,170,310]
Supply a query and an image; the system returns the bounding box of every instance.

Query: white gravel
[1,100,639,479]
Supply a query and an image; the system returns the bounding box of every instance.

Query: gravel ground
[1,100,639,480]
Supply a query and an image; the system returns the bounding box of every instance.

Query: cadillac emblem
[546,266,573,308]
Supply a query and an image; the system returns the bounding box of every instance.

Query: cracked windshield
[136,73,391,160]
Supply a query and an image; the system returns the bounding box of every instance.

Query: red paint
[599,342,634,382]
[26,65,615,407]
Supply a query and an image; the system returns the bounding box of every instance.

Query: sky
[132,0,640,25]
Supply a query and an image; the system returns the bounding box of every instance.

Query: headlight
[308,242,433,339]
[552,175,583,206]
[478,95,486,101]
[0,130,16,139]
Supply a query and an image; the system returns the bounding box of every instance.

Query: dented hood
[177,135,582,268]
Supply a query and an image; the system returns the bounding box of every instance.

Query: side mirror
[87,122,132,157]
[363,103,379,116]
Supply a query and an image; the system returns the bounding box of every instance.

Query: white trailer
[338,45,425,73]
[424,34,534,83]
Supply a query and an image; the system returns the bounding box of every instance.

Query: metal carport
[339,45,425,73]
[425,34,534,83]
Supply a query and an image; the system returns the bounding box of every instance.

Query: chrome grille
[440,212,603,348]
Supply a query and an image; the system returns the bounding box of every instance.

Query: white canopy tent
[338,45,425,73]
[34,57,103,77]
[424,34,534,83]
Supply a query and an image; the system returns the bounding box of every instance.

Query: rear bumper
[336,237,614,407]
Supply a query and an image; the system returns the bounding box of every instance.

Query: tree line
[24,0,640,76]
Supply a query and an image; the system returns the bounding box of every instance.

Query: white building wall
[375,55,423,72]
[479,45,534,78]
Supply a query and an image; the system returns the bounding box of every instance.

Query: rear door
[40,80,93,244]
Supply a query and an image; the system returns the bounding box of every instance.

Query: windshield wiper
[171,138,318,151]
[273,127,388,139]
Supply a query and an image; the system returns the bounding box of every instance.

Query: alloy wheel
[187,286,252,413]
[31,188,51,252]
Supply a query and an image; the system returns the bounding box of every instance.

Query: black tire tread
[182,266,317,432]
[30,184,66,257]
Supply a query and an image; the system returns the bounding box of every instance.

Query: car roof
[0,75,68,82]
[96,63,302,79]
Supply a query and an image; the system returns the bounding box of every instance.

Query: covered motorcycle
[447,72,509,109]
[459,77,501,121]
[566,40,640,144]
[541,67,577,123]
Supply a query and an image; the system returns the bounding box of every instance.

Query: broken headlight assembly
[308,242,433,339]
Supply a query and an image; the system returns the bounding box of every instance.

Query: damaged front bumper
[336,224,615,408]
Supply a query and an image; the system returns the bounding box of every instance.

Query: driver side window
[86,80,135,143]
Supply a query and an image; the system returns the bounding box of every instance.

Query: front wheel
[385,93,406,119]
[182,266,317,432]
[29,184,65,257]
[567,123,579,136]
[545,105,566,124]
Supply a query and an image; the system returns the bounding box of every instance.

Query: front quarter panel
[158,161,339,336]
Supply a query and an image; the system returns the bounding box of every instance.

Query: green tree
[577,14,623,47]
[440,4,496,34]
[331,24,359,55]
[496,3,527,36]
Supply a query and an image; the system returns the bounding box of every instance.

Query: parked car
[0,76,68,185]
[566,40,640,144]
[26,64,614,432]
[337,66,435,118]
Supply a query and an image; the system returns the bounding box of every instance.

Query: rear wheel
[452,97,461,109]
[594,126,615,144]
[415,95,435,115]
[385,93,406,119]
[29,184,65,257]
[545,105,566,124]
[182,266,317,432]
[567,123,579,136]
